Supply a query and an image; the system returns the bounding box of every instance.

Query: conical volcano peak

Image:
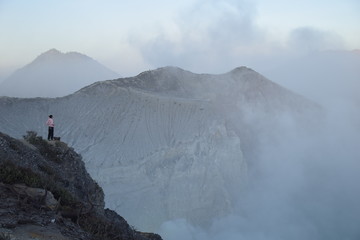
[230,66,252,73]
[66,51,91,60]
[43,48,62,55]
[34,49,92,62]
[0,49,120,98]
[33,48,64,63]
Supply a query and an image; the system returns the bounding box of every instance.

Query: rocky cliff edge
[0,131,162,240]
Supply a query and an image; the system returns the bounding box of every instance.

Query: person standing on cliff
[46,115,54,141]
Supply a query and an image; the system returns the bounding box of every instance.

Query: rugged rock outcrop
[0,131,162,240]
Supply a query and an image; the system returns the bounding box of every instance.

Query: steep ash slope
[82,66,319,163]
[0,66,320,231]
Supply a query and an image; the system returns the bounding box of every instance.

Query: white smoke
[287,27,345,53]
[159,106,360,239]
[158,71,360,240]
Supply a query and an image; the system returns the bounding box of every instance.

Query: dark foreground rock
[0,131,162,240]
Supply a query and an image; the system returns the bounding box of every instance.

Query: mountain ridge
[0,66,321,231]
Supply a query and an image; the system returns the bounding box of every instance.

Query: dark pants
[48,127,54,140]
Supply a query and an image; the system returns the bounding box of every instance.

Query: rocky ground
[0,131,162,240]
[0,181,95,240]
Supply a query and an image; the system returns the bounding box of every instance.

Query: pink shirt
[46,118,54,127]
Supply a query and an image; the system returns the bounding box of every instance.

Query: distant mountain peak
[0,49,120,98]
[34,48,64,63]
[34,49,92,63]
[140,66,187,75]
[66,51,90,59]
[43,48,62,55]
[230,66,252,73]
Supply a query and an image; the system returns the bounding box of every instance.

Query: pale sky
[0,0,359,78]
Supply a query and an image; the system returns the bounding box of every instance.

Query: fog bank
[159,80,360,239]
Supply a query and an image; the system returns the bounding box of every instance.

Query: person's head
[49,115,53,118]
